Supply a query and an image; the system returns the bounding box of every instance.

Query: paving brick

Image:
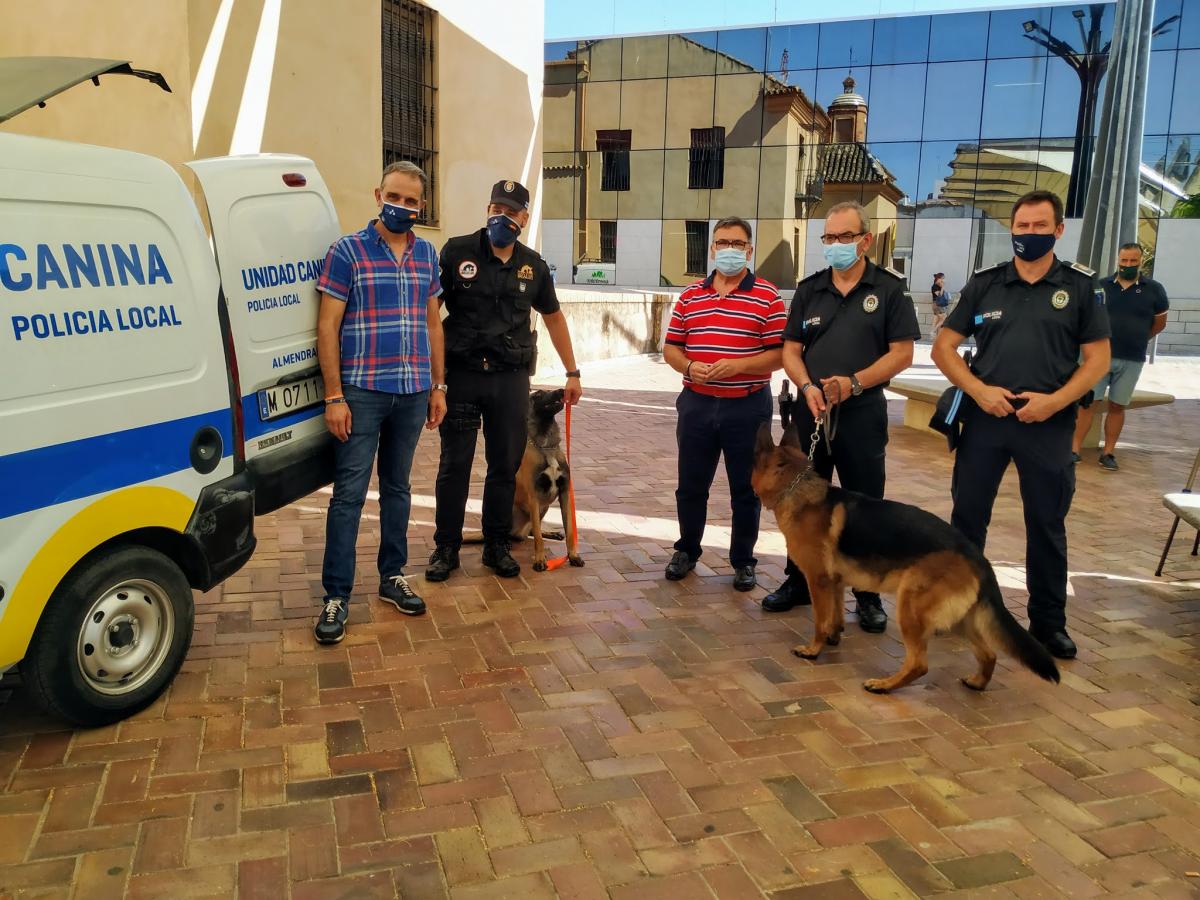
[935,851,1035,889]
[435,826,493,885]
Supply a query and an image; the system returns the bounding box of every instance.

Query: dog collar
[780,469,807,498]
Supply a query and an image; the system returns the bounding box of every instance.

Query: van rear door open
[187,156,340,513]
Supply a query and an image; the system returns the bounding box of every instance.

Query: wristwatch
[565,369,581,378]
[799,382,815,395]
[431,383,448,392]
[850,374,863,396]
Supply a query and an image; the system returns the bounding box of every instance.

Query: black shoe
[380,575,426,616]
[1032,628,1077,660]
[482,542,521,578]
[425,546,459,582]
[1098,453,1119,472]
[762,576,812,612]
[314,597,349,644]
[733,566,757,592]
[665,551,696,581]
[1070,451,1081,464]
[856,597,888,633]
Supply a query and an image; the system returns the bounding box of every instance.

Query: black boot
[855,593,887,633]
[425,546,459,582]
[482,542,521,578]
[762,575,811,612]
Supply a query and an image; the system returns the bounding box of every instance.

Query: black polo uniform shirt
[439,229,560,372]
[945,257,1110,396]
[782,260,920,405]
[1101,274,1168,363]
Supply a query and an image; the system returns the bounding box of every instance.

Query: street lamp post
[1023,5,1180,218]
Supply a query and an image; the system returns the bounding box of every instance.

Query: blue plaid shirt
[317,222,442,395]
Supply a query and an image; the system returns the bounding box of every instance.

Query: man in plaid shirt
[313,161,446,645]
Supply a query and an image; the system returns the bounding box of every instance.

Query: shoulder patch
[879,264,907,283]
[973,261,1006,276]
[1068,260,1096,277]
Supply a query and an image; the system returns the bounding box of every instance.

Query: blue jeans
[674,386,773,568]
[322,384,428,600]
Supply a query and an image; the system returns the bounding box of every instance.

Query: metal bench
[1155,447,1200,577]
[888,375,1175,449]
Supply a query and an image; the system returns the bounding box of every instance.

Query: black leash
[806,381,842,462]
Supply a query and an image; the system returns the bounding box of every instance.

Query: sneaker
[1070,451,1081,464]
[379,574,426,616]
[1098,453,1118,472]
[314,598,349,644]
[482,542,521,578]
[664,550,696,580]
[425,546,460,582]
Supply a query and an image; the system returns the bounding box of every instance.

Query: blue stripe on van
[240,395,324,440]
[0,411,234,521]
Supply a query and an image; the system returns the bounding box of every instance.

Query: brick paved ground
[2,349,1199,899]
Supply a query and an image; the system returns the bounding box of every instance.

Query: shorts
[1093,358,1143,407]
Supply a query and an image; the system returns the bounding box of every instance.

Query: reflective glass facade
[542,2,1200,350]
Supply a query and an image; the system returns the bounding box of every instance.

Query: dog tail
[974,565,1060,684]
[460,531,486,545]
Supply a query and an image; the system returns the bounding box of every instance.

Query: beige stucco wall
[1,0,546,250]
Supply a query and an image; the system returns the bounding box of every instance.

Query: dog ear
[780,421,802,450]
[755,422,775,456]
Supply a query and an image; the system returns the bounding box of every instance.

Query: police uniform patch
[517,264,534,280]
[1095,288,1105,305]
[863,294,880,313]
[458,260,478,280]
[1051,289,1069,309]
[504,181,515,192]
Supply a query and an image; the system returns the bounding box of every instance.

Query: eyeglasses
[819,231,866,245]
[713,239,750,250]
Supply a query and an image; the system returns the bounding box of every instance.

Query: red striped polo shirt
[665,269,786,397]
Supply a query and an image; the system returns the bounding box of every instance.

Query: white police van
[0,59,340,724]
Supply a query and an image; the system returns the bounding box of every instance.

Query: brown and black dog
[465,389,583,571]
[752,423,1059,694]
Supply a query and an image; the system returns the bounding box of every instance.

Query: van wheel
[24,546,194,727]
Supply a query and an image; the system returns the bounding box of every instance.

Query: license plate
[257,376,324,421]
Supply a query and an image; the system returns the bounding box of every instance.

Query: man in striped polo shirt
[662,216,786,591]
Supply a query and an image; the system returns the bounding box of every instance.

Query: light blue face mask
[823,241,861,271]
[713,248,748,276]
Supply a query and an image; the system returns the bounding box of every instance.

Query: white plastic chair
[1155,447,1200,576]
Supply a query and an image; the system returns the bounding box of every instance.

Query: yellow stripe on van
[0,486,194,669]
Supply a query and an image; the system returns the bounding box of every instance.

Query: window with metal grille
[597,129,631,192]
[689,127,725,190]
[600,221,617,263]
[685,221,709,275]
[382,0,438,224]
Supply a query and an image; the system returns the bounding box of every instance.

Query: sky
[546,0,1091,40]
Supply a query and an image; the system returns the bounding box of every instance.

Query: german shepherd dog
[464,389,583,571]
[752,423,1059,694]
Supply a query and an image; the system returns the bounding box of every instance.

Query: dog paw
[532,559,548,572]
[543,530,564,541]
[568,555,585,568]
[862,679,891,694]
[825,628,843,647]
[960,675,988,692]
[792,644,822,660]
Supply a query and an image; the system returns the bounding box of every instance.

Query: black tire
[23,545,194,727]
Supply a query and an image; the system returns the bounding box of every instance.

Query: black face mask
[1011,232,1056,262]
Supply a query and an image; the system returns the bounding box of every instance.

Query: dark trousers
[950,408,1075,632]
[322,384,428,600]
[434,368,530,548]
[784,392,888,606]
[674,386,773,568]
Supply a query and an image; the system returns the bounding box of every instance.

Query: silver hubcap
[76,578,174,695]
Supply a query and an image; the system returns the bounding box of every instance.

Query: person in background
[931,272,950,337]
[313,161,446,645]
[1071,242,1168,471]
[662,216,786,592]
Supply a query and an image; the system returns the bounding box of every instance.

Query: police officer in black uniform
[426,180,582,581]
[932,190,1110,660]
[765,201,920,633]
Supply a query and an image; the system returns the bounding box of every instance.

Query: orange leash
[544,402,576,570]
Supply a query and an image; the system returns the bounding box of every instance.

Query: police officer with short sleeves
[765,200,920,633]
[932,190,1110,660]
[426,180,582,581]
